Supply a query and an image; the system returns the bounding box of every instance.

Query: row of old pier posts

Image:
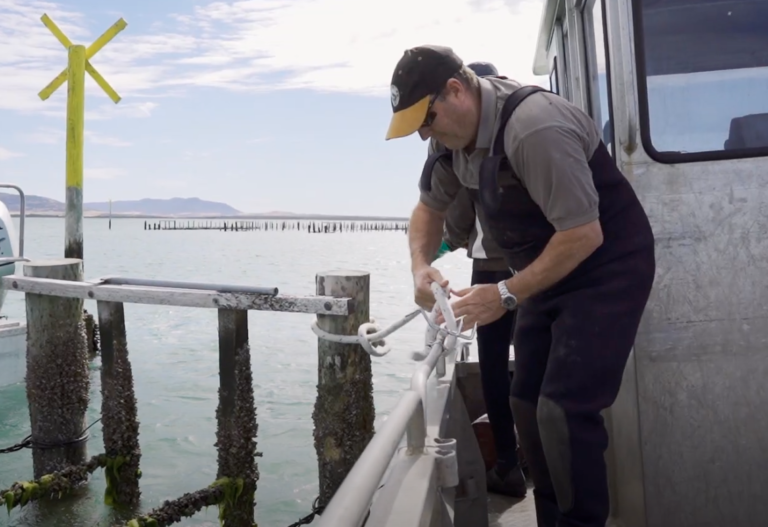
[143,219,409,233]
[10,263,375,526]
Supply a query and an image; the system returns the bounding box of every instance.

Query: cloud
[21,126,131,146]
[85,167,126,179]
[85,131,132,146]
[0,146,24,160]
[166,0,548,95]
[21,126,63,144]
[0,0,549,118]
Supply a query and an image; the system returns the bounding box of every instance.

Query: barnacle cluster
[0,454,108,512]
[124,478,242,527]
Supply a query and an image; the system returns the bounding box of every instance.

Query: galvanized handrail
[315,283,472,527]
[91,276,279,296]
[2,274,350,314]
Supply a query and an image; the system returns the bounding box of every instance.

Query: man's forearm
[409,202,445,271]
[505,220,603,302]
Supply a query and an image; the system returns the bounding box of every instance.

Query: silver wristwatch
[497,281,518,311]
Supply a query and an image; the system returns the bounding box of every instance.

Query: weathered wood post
[215,309,258,526]
[36,13,127,257]
[83,309,98,358]
[64,44,85,260]
[97,300,141,507]
[312,270,374,508]
[23,259,90,478]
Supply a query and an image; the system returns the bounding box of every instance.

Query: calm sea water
[0,217,473,527]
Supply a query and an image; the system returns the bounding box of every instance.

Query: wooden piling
[312,270,374,508]
[64,45,86,260]
[23,259,90,478]
[97,300,141,507]
[83,309,98,358]
[215,309,258,527]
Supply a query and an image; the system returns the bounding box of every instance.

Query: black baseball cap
[385,45,464,140]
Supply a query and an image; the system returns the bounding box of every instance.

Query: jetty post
[37,14,127,260]
[23,259,90,478]
[312,271,375,508]
[215,309,258,526]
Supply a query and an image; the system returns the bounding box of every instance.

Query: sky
[0,0,549,216]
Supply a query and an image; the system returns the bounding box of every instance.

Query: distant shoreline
[9,212,410,221]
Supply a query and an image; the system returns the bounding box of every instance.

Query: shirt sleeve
[442,189,475,251]
[504,122,599,231]
[419,140,463,213]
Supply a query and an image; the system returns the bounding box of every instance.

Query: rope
[310,284,476,358]
[310,310,422,357]
[287,496,325,527]
[0,418,102,455]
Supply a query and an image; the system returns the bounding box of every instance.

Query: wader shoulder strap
[419,148,453,192]
[491,85,549,157]
[480,85,549,211]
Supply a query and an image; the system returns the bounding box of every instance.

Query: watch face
[502,295,517,309]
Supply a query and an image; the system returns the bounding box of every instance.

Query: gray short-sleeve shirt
[419,77,602,232]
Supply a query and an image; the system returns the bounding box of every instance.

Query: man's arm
[410,202,446,270]
[503,122,603,302]
[412,141,463,270]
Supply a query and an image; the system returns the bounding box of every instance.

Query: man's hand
[436,284,506,328]
[413,266,449,310]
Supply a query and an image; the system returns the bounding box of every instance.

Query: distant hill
[85,197,240,215]
[0,193,408,220]
[0,193,240,216]
[0,193,66,213]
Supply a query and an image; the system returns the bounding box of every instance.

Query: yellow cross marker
[36,13,127,260]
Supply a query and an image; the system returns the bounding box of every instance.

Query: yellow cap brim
[385,95,431,140]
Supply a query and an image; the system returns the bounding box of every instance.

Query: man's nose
[418,128,432,141]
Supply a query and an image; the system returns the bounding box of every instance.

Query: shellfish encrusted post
[215,309,258,526]
[312,271,374,508]
[23,259,90,478]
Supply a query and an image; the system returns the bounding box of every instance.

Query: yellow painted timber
[38,14,127,102]
[36,12,127,260]
[85,62,121,103]
[65,46,86,190]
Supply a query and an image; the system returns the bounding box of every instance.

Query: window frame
[582,0,616,158]
[631,0,768,164]
[550,56,560,94]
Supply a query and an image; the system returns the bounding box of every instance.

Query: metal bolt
[324,302,332,311]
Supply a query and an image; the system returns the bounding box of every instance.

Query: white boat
[0,184,28,388]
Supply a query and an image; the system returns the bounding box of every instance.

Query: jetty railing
[312,282,486,527]
[0,260,368,527]
[0,261,488,527]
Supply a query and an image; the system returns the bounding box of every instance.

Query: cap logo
[390,84,400,108]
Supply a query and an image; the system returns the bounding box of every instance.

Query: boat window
[583,0,614,156]
[633,0,768,163]
[561,28,571,100]
[550,57,560,94]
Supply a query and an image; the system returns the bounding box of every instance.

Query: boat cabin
[533,1,768,526]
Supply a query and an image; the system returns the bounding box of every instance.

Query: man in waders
[386,45,655,527]
[430,60,528,498]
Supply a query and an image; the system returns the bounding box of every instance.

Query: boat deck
[489,484,536,527]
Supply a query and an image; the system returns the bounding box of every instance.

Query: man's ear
[444,78,463,99]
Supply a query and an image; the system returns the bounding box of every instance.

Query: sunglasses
[421,93,440,128]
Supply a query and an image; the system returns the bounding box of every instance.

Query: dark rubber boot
[533,491,560,527]
[486,464,527,498]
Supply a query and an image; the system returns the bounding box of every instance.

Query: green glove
[434,240,453,260]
